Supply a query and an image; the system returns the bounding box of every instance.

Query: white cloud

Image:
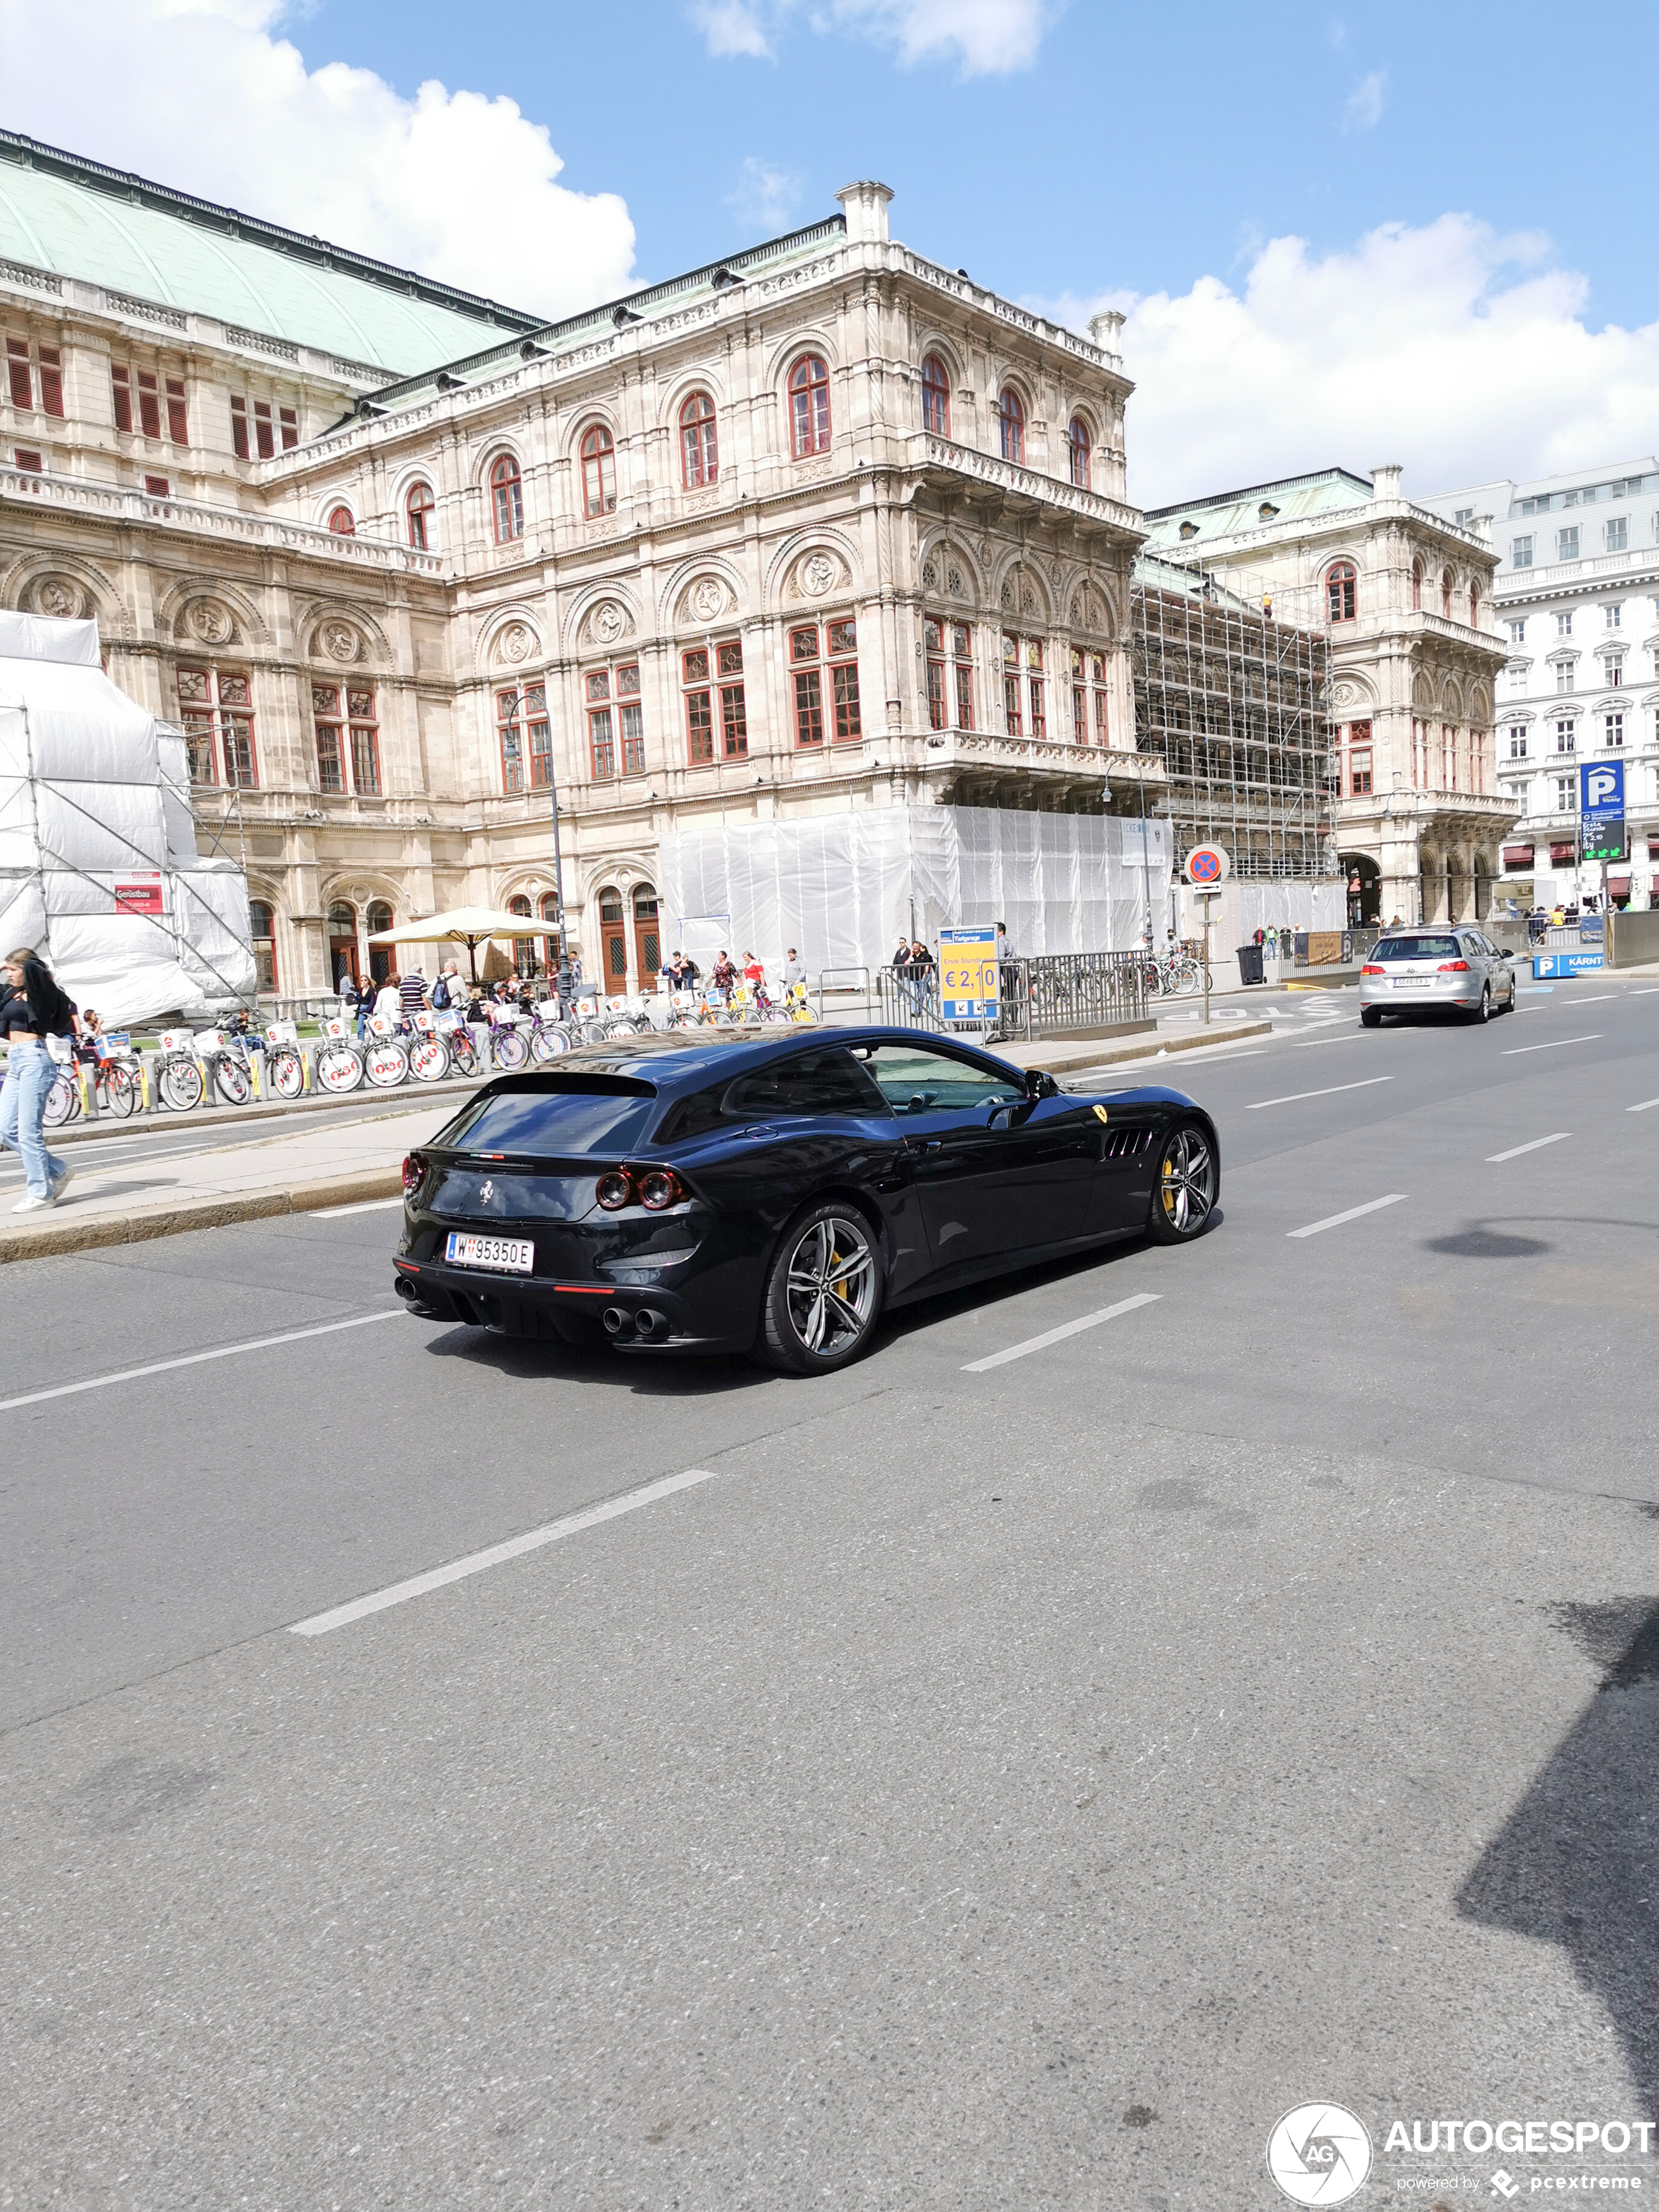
[0,0,636,319]
[1040,215,1659,505]
[726,157,804,234]
[1344,68,1388,131]
[690,0,1052,74]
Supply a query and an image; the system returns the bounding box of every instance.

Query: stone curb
[1021,1019,1276,1075]
[42,1076,480,1147]
[0,1165,403,1265]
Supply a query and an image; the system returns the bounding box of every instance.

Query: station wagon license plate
[445,1232,535,1273]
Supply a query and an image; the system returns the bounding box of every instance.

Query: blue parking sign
[1581,760,1624,817]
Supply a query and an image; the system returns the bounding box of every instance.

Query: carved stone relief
[922,560,938,591]
[688,575,726,622]
[185,597,234,646]
[496,621,534,665]
[31,575,82,620]
[799,553,836,598]
[321,620,361,664]
[588,601,626,646]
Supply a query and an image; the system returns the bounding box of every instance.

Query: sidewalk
[0,1099,451,1263]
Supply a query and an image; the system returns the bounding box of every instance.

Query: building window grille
[248,899,277,993]
[1511,536,1533,569]
[1001,633,1044,738]
[679,393,718,489]
[788,355,831,458]
[581,426,616,517]
[1327,562,1357,623]
[1067,416,1091,489]
[1606,517,1628,553]
[177,665,257,787]
[790,620,860,746]
[1558,526,1579,560]
[587,663,643,778]
[925,618,974,730]
[997,388,1025,465]
[920,355,950,437]
[498,683,549,792]
[491,454,524,543]
[314,684,381,795]
[406,481,435,551]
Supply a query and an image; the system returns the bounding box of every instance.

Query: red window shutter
[37,347,63,417]
[137,374,161,440]
[230,397,249,459]
[279,408,297,450]
[143,473,169,496]
[254,400,274,459]
[111,364,133,432]
[13,447,42,472]
[165,377,188,445]
[7,338,33,411]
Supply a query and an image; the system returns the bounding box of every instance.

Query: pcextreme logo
[1267,2103,1374,2205]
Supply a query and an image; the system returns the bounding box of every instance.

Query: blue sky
[8,0,1659,499]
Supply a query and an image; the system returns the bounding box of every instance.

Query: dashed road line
[0,1309,403,1415]
[309,1195,405,1217]
[1502,1034,1603,1056]
[1287,1194,1408,1240]
[1487,1131,1571,1162]
[1628,1098,1659,1114]
[961,1290,1161,1373]
[1246,1077,1394,1110]
[289,1466,724,1636]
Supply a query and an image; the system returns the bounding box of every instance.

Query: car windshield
[1372,935,1462,960]
[436,1086,657,1157]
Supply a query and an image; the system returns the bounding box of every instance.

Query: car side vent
[1103,1127,1155,1160]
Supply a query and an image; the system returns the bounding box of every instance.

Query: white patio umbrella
[366,904,562,983]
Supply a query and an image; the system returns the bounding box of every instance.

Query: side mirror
[1025,1069,1059,1100]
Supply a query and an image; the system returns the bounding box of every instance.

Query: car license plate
[445,1232,535,1273]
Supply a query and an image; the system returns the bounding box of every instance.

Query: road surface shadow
[1457,1595,1659,2117]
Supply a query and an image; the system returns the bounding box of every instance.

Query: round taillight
[638,1168,683,1211]
[596,1170,632,1211]
[402,1150,425,1195]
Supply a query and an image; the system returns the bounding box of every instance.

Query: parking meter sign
[940,927,999,1021]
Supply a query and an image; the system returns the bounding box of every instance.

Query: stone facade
[1140,468,1512,925]
[1,154,1150,999]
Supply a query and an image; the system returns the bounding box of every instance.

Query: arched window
[406,481,435,551]
[327,505,355,537]
[366,898,393,986]
[1411,559,1423,611]
[1469,583,1480,627]
[788,355,831,458]
[920,355,950,438]
[1068,416,1091,489]
[540,891,560,976]
[491,454,523,544]
[998,388,1025,466]
[679,393,718,489]
[1442,568,1454,617]
[328,900,357,988]
[508,893,536,976]
[581,425,617,519]
[632,884,660,987]
[248,899,276,993]
[1327,562,1357,624]
[598,885,628,988]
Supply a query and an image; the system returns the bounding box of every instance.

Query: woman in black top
[1,948,76,1211]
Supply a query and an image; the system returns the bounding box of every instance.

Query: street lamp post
[498,688,573,1015]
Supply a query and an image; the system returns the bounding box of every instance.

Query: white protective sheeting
[1173,876,1347,950]
[0,617,255,1023]
[658,807,1173,976]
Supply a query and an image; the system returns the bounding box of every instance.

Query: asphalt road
[3,976,1657,2209]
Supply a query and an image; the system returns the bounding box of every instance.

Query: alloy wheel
[1157,1127,1215,1236]
[784,1215,877,1357]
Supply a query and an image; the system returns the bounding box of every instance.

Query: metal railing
[875,951,1150,1044]
[815,966,873,1023]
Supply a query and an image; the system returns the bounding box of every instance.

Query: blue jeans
[0,1040,68,1198]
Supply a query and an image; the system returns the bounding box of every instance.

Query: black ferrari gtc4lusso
[394,1027,1219,1374]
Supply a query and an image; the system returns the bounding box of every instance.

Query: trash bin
[1236,942,1264,987]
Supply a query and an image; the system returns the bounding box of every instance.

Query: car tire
[1146,1119,1219,1244]
[757,1200,884,1375]
[1361,1007,1383,1028]
[1469,986,1490,1025]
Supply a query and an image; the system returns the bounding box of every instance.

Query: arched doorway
[249,899,278,993]
[598,887,628,992]
[632,884,660,989]
[328,901,358,989]
[366,899,393,985]
[540,893,560,977]
[1340,853,1381,927]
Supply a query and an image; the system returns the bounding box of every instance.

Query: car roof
[492,1027,1025,1098]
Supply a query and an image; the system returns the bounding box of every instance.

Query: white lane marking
[289,1466,722,1637]
[1571,994,1617,1004]
[1632,988,1659,997]
[1502,1033,1603,1056]
[308,1195,405,1217]
[0,1309,403,1415]
[1287,1193,1408,1240]
[1291,1030,1370,1048]
[1628,1098,1659,1113]
[1487,1131,1571,1162]
[962,1290,1161,1373]
[1246,1076,1394,1110]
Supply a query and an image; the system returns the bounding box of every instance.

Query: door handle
[904,1136,944,1156]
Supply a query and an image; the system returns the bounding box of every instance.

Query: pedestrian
[430,961,453,1012]
[74,1007,105,1065]
[742,950,765,992]
[781,948,805,999]
[374,970,402,1025]
[399,966,428,1021]
[711,949,736,999]
[0,946,76,1213]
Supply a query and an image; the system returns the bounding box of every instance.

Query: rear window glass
[436,1087,656,1157]
[1372,935,1461,960]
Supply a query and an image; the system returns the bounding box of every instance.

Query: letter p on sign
[1585,764,1620,809]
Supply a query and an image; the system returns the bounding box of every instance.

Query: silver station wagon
[1359,928,1520,1026]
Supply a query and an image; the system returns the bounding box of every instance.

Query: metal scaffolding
[1130,557,1338,882]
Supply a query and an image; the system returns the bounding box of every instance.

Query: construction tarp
[657,806,1172,975]
[0,610,255,1025]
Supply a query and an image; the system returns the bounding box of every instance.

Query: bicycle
[528,1001,576,1060]
[153,1027,208,1111]
[405,1010,453,1084]
[781,980,820,1025]
[92,1036,146,1118]
[432,1008,484,1077]
[313,1015,366,1094]
[251,1021,306,1099]
[362,1013,410,1089]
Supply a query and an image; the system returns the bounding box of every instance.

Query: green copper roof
[1141,468,1373,547]
[0,133,543,377]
